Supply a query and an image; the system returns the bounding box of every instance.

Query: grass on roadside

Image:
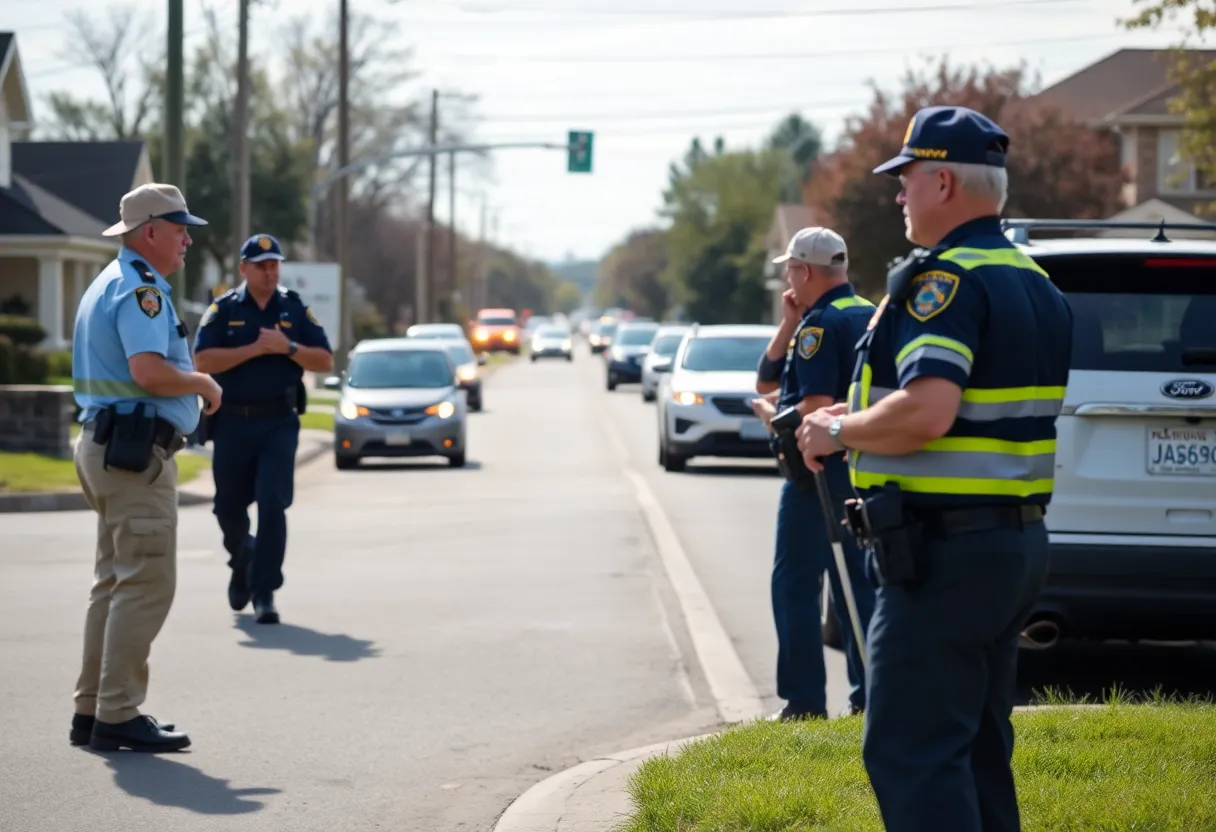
[0,446,209,493]
[622,691,1216,832]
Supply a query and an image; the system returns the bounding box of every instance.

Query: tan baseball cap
[101,183,209,237]
[772,226,848,267]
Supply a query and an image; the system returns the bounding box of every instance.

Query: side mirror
[653,358,673,373]
[477,354,488,366]
[323,375,342,390]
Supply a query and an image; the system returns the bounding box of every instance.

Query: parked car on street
[606,321,660,390]
[641,324,692,402]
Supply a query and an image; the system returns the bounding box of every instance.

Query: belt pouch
[103,403,157,473]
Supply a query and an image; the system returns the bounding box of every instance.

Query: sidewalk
[0,429,333,514]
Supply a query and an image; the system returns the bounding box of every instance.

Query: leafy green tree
[767,113,823,203]
[595,229,670,320]
[553,282,583,314]
[1123,1,1216,203]
[661,145,786,323]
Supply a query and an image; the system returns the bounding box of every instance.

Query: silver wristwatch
[828,417,845,448]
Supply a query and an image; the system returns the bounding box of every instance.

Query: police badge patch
[134,286,163,318]
[906,271,960,322]
[199,302,219,327]
[306,307,320,326]
[797,326,824,360]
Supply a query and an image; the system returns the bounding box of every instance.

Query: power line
[469,99,862,124]
[445,0,1089,20]
[438,32,1124,65]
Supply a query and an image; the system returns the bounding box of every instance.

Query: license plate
[385,432,412,446]
[1147,427,1216,475]
[740,420,769,441]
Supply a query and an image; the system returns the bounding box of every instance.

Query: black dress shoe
[71,713,175,746]
[253,596,279,625]
[767,704,828,723]
[228,564,252,612]
[89,715,191,753]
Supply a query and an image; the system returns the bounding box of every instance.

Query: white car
[641,325,692,402]
[529,324,573,361]
[991,219,1216,648]
[655,324,777,472]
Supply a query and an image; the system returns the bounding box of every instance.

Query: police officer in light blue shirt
[69,183,222,755]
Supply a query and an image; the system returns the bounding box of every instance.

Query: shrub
[0,315,47,347]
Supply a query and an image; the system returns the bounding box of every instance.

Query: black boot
[227,537,255,611]
[89,715,191,753]
[253,593,279,625]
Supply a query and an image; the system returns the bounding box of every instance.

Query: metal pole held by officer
[193,234,334,625]
[796,106,1073,832]
[70,183,221,753]
[752,226,877,721]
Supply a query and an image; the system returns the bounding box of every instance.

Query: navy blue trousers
[772,454,874,713]
[211,412,299,599]
[862,520,1050,832]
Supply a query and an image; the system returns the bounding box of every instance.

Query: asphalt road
[4,343,1213,832]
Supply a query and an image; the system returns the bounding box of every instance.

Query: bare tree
[38,5,160,140]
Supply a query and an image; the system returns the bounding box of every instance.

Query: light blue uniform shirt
[72,247,200,435]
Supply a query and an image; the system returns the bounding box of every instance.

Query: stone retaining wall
[0,385,74,459]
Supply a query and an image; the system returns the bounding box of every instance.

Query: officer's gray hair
[817,263,848,281]
[921,161,1008,212]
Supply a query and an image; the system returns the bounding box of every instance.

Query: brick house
[1028,47,1216,226]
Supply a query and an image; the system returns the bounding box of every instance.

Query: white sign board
[277,262,341,350]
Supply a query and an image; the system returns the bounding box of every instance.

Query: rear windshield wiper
[1182,348,1216,367]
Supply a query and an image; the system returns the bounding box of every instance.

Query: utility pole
[164,0,184,298]
[232,0,252,277]
[447,150,456,320]
[478,195,487,310]
[337,0,351,354]
[425,89,439,323]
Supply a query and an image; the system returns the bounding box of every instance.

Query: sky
[7,0,1203,264]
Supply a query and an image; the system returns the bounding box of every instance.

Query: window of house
[1157,129,1216,194]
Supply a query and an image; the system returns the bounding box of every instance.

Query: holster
[773,432,816,491]
[96,403,158,474]
[844,485,926,587]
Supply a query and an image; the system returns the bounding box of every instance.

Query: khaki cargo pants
[73,426,178,724]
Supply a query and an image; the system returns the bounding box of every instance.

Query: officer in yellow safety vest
[796,105,1073,832]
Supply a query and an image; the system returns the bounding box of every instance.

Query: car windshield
[617,326,659,346]
[597,322,618,336]
[1047,253,1216,372]
[681,336,771,372]
[441,342,475,365]
[411,326,461,339]
[651,333,687,356]
[536,326,568,338]
[480,316,515,326]
[347,350,454,389]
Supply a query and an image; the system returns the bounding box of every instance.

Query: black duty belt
[913,504,1045,539]
[223,402,295,418]
[84,416,183,452]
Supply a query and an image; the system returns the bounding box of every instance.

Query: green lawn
[623,695,1216,832]
[0,446,209,493]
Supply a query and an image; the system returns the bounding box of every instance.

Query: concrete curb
[493,733,718,832]
[0,430,333,514]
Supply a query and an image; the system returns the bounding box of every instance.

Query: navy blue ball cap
[873,105,1010,176]
[240,233,285,262]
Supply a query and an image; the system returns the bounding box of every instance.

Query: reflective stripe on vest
[74,378,150,398]
[939,247,1050,279]
[847,382,1065,497]
[830,296,876,311]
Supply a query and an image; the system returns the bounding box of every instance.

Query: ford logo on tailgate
[1161,379,1215,400]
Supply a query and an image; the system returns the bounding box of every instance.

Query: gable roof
[11,141,145,225]
[1030,48,1216,126]
[0,186,65,235]
[11,174,107,237]
[0,32,32,126]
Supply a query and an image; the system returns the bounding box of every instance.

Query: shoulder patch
[199,302,219,327]
[134,286,163,319]
[796,326,825,360]
[305,307,320,326]
[906,271,960,322]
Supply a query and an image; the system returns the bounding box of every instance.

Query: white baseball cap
[772,226,848,267]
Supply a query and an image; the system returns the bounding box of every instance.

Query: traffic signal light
[567,130,593,173]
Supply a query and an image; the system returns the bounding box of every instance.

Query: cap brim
[872,153,915,176]
[158,210,209,227]
[771,253,792,265]
[243,253,285,263]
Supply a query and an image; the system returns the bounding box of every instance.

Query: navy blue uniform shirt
[777,283,875,409]
[194,284,332,405]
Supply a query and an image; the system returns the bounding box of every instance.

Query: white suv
[655,324,777,472]
[1007,219,1216,647]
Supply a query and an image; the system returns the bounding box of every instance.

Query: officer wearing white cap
[194,234,333,625]
[797,106,1073,831]
[70,183,222,752]
[751,226,876,720]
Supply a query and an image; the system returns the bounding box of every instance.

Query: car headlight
[562,339,572,350]
[672,390,704,406]
[589,334,601,345]
[474,327,489,342]
[457,363,477,382]
[339,400,369,420]
[425,400,456,419]
[503,329,517,342]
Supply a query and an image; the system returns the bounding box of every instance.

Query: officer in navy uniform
[194,234,334,624]
[796,106,1073,831]
[752,226,876,721]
